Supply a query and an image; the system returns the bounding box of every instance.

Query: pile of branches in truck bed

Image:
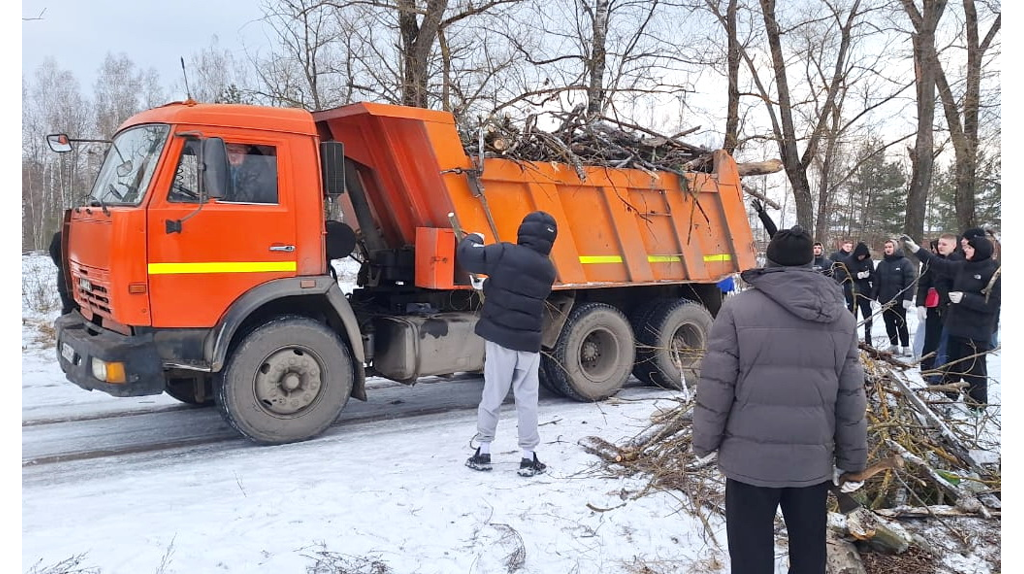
[579,346,1001,571]
[457,107,780,180]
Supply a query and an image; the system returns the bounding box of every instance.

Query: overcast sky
[22,0,267,94]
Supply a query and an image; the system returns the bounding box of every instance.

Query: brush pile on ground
[457,107,713,179]
[580,345,1001,572]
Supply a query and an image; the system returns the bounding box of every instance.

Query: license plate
[61,342,76,363]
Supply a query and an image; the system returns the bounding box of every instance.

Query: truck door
[145,136,298,328]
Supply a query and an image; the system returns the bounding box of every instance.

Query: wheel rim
[669,322,705,371]
[253,347,325,415]
[578,327,620,381]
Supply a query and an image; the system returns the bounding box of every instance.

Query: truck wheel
[543,302,635,402]
[632,299,713,390]
[165,377,214,406]
[537,355,564,397]
[216,315,353,444]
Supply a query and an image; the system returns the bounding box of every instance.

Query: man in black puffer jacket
[847,241,877,346]
[457,211,558,476]
[693,225,866,574]
[874,239,917,355]
[902,234,1000,409]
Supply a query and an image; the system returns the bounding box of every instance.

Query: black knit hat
[517,211,558,255]
[962,227,986,242]
[766,225,814,267]
[967,235,994,261]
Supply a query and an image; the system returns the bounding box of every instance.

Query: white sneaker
[900,346,911,356]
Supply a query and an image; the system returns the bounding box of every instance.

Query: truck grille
[70,261,114,319]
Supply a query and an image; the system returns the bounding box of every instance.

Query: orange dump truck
[49,100,756,444]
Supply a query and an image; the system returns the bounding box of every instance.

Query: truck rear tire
[216,315,353,444]
[537,355,565,397]
[543,302,635,402]
[631,299,713,390]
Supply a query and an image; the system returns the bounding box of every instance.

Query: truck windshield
[88,124,170,206]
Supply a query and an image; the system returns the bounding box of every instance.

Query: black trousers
[852,295,873,343]
[920,308,945,382]
[882,305,909,347]
[726,478,830,574]
[942,336,990,406]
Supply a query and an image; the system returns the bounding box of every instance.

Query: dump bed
[314,103,756,290]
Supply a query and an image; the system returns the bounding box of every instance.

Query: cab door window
[223,143,279,204]
[168,139,201,203]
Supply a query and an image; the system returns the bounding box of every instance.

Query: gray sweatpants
[476,340,541,450]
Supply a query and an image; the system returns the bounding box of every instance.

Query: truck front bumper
[55,312,165,397]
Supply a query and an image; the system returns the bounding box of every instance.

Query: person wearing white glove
[686,450,718,471]
[875,239,917,356]
[692,225,867,574]
[847,241,877,346]
[832,467,864,493]
[456,212,559,476]
[908,233,1001,410]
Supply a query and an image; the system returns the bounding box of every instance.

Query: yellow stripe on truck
[579,254,730,264]
[703,254,732,262]
[148,261,297,275]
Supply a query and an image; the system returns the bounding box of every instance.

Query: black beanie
[967,235,993,261]
[766,225,814,267]
[962,227,986,242]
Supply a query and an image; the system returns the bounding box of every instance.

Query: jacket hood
[517,211,558,255]
[852,242,871,261]
[740,266,847,323]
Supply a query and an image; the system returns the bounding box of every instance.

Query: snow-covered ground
[20,254,1005,573]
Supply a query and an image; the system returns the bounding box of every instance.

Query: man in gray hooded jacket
[693,225,867,574]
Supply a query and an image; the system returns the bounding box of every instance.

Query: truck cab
[53,101,365,443]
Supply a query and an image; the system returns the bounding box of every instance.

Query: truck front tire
[217,315,354,444]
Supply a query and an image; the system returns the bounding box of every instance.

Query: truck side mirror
[321,141,345,196]
[46,134,73,153]
[201,137,229,200]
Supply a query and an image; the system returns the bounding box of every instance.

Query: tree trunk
[900,0,947,239]
[723,0,740,154]
[758,0,815,230]
[399,0,448,108]
[586,0,611,117]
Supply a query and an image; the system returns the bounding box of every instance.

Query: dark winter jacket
[912,247,1000,341]
[829,248,853,285]
[915,251,963,320]
[456,212,558,352]
[874,248,916,305]
[848,242,876,300]
[812,254,832,276]
[692,266,867,487]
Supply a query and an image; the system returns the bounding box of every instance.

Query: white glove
[949,291,964,304]
[917,306,927,322]
[900,235,919,254]
[469,275,486,290]
[902,300,913,310]
[833,467,865,493]
[687,451,718,470]
[856,270,870,279]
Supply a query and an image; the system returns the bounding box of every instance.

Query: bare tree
[899,0,947,239]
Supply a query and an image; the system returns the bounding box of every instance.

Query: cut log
[736,158,784,177]
[874,505,1001,519]
[826,530,868,574]
[828,509,913,554]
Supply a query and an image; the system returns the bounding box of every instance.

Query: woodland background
[21,0,1001,253]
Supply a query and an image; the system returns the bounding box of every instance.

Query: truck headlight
[91,359,127,383]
